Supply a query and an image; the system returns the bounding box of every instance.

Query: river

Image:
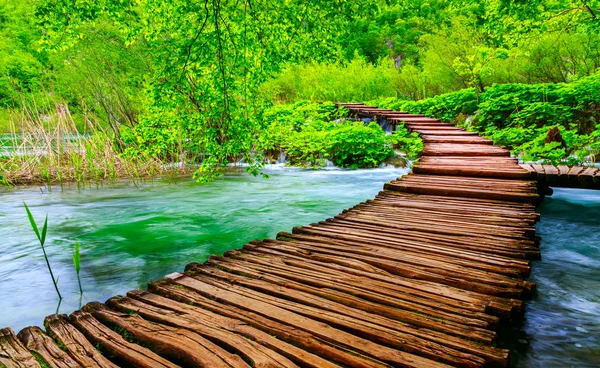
[0,168,598,367]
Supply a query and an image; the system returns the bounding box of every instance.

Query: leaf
[73,242,81,274]
[23,202,41,243]
[41,215,48,246]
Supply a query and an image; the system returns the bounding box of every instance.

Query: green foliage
[262,55,402,103]
[387,124,424,160]
[0,0,599,179]
[374,73,600,165]
[262,102,399,168]
[73,241,82,294]
[328,122,394,169]
[24,202,62,299]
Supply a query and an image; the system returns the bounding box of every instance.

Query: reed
[23,202,62,300]
[73,241,83,294]
[0,102,190,187]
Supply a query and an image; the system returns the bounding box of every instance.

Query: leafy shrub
[262,102,402,168]
[328,122,394,168]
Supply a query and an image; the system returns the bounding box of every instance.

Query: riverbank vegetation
[1,0,599,185]
[369,74,600,165]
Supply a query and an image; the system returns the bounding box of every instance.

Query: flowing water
[0,168,598,367]
[502,188,600,367]
[0,166,409,331]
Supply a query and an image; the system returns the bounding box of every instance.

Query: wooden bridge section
[1,105,548,367]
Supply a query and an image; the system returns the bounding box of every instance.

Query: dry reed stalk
[0,102,191,186]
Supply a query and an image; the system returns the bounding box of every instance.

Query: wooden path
[345,103,600,191]
[1,105,546,367]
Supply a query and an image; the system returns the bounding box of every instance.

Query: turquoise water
[0,166,409,331]
[0,169,598,367]
[503,188,600,367]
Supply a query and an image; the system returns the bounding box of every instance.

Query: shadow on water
[498,188,600,368]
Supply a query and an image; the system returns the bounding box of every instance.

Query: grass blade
[41,214,48,245]
[73,242,80,273]
[23,202,41,242]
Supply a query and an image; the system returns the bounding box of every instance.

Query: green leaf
[23,202,41,243]
[73,242,81,274]
[41,215,48,246]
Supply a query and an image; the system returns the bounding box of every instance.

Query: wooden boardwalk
[345,103,600,191]
[1,105,546,367]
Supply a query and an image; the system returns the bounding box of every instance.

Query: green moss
[30,351,51,368]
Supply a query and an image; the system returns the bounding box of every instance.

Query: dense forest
[1,0,599,184]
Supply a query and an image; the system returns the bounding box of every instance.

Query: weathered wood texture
[520,163,600,189]
[3,103,561,367]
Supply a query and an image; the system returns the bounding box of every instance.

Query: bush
[328,122,394,168]
[261,102,403,168]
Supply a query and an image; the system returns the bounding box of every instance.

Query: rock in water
[385,156,408,168]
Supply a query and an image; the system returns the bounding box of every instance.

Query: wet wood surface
[4,102,580,367]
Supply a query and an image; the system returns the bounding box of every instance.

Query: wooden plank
[579,167,599,187]
[110,291,340,368]
[166,274,454,368]
[384,181,540,204]
[17,327,80,368]
[245,242,523,318]
[68,311,180,368]
[43,315,118,368]
[147,282,391,368]
[209,251,499,329]
[83,302,265,368]
[543,165,558,183]
[0,328,40,368]
[568,166,585,185]
[190,262,509,367]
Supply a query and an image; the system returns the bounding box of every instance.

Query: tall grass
[0,102,186,186]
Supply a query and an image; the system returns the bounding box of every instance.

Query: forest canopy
[1,0,599,181]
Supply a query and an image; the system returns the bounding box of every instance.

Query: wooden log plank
[209,251,498,329]
[294,217,540,258]
[413,165,531,179]
[191,261,510,367]
[518,164,537,179]
[377,190,538,211]
[557,165,570,186]
[385,181,540,204]
[83,302,267,368]
[300,221,540,262]
[148,282,392,368]
[334,211,535,240]
[163,275,453,368]
[276,229,534,296]
[283,228,528,298]
[0,328,40,368]
[417,130,480,136]
[579,167,599,187]
[244,243,523,319]
[353,201,536,227]
[543,165,559,183]
[364,198,539,223]
[282,228,532,271]
[110,291,340,368]
[174,272,484,368]
[568,166,585,185]
[321,216,533,274]
[68,311,179,368]
[43,315,118,368]
[17,327,80,368]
